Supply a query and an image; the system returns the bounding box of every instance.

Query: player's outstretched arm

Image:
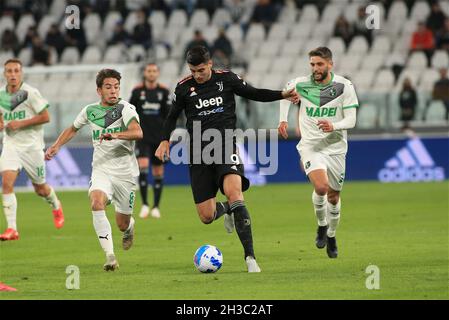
[6,109,50,131]
[99,119,143,143]
[45,125,78,160]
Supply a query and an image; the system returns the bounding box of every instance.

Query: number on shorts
[129,191,135,209]
[37,166,45,178]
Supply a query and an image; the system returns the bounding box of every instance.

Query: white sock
[312,191,328,227]
[92,211,114,256]
[126,217,135,232]
[327,200,341,238]
[2,193,17,230]
[43,187,60,210]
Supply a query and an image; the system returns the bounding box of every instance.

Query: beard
[313,69,329,82]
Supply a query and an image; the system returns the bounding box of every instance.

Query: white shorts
[298,149,346,191]
[0,146,46,185]
[88,170,138,215]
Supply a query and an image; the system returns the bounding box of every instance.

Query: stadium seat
[128,44,146,62]
[299,4,319,24]
[320,3,343,24]
[410,1,431,22]
[353,70,375,92]
[60,47,80,65]
[347,36,369,56]
[370,35,391,55]
[81,46,102,64]
[387,0,408,24]
[327,37,346,56]
[37,15,57,39]
[160,60,180,77]
[289,20,313,40]
[190,9,209,29]
[334,54,362,75]
[103,11,123,41]
[167,9,188,29]
[83,13,102,45]
[267,23,289,42]
[257,40,281,58]
[149,10,166,29]
[425,101,447,122]
[124,11,139,34]
[203,25,218,44]
[279,41,303,57]
[18,48,32,67]
[248,57,271,75]
[104,45,126,64]
[0,15,15,40]
[16,14,36,44]
[259,73,285,89]
[277,5,298,25]
[301,37,327,55]
[343,2,361,23]
[407,51,428,71]
[246,23,266,43]
[154,44,169,60]
[49,0,68,20]
[292,55,312,76]
[360,53,386,71]
[431,50,449,69]
[270,56,294,74]
[211,8,232,27]
[418,68,440,92]
[372,69,395,92]
[245,73,262,87]
[356,103,378,129]
[395,68,421,90]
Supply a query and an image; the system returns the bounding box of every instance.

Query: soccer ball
[193,245,223,273]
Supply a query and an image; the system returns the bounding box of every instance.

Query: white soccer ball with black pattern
[193,245,223,273]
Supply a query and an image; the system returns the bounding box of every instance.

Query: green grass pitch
[0,181,447,300]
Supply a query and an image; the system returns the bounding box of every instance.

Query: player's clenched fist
[278,121,289,139]
[45,145,59,161]
[155,140,170,162]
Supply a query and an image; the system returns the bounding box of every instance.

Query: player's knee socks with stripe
[92,210,114,256]
[327,199,341,238]
[312,191,328,227]
[214,202,230,220]
[139,168,149,206]
[153,175,164,208]
[2,193,17,230]
[230,201,255,259]
[43,187,60,210]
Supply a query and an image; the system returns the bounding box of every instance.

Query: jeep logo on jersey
[195,97,224,109]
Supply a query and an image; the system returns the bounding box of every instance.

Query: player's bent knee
[91,199,106,211]
[315,184,329,196]
[33,184,49,197]
[327,194,340,205]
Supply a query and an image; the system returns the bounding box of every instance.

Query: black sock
[214,202,230,220]
[139,169,149,206]
[153,175,164,208]
[230,201,255,259]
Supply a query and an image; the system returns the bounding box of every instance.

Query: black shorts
[189,163,250,204]
[135,141,164,166]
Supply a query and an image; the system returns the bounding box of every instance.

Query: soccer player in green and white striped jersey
[278,47,359,258]
[45,69,143,271]
[0,59,64,242]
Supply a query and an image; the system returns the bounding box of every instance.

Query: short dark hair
[4,59,23,68]
[145,62,159,69]
[96,69,121,88]
[309,47,333,61]
[186,46,210,66]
